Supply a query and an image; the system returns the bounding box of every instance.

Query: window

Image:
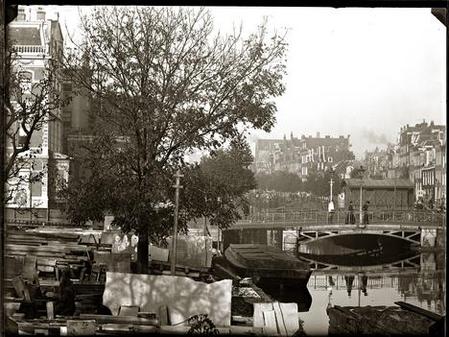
[19,71,33,93]
[31,172,42,197]
[31,160,43,170]
[17,9,26,21]
[302,167,308,176]
[328,157,333,163]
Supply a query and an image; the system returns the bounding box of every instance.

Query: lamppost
[328,168,335,223]
[171,170,183,275]
[358,166,366,227]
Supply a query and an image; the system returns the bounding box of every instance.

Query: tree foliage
[255,171,303,192]
[61,7,287,272]
[302,169,343,197]
[182,138,256,229]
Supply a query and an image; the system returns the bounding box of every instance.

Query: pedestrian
[346,201,355,224]
[360,274,368,296]
[344,275,355,297]
[428,197,434,210]
[328,199,335,224]
[362,201,370,225]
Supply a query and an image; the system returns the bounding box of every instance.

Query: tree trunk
[136,225,149,274]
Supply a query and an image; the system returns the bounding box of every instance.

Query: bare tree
[4,45,69,207]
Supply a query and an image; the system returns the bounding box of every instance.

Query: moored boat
[221,244,312,287]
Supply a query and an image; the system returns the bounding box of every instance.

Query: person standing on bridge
[362,201,370,225]
[346,201,356,224]
[328,199,335,224]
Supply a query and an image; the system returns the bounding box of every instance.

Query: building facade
[5,7,70,219]
[254,132,354,181]
[363,121,446,207]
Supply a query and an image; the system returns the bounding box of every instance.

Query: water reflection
[256,281,312,312]
[298,251,445,336]
[297,233,420,266]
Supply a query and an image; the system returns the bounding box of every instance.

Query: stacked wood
[327,305,438,336]
[150,260,211,280]
[4,229,108,316]
[253,302,300,336]
[5,230,95,283]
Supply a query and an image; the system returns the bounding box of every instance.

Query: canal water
[257,250,445,336]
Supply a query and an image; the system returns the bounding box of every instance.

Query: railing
[13,45,48,55]
[239,210,445,227]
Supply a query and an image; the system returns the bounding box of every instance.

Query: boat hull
[222,244,311,287]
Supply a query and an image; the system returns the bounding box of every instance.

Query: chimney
[301,135,305,139]
[339,135,344,139]
[325,135,330,139]
[316,132,320,138]
[17,8,26,21]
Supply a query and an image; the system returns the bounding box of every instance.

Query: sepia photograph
[1,3,446,336]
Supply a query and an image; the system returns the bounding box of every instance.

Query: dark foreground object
[222,244,312,288]
[327,303,445,336]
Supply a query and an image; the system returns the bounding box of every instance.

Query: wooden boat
[222,244,311,287]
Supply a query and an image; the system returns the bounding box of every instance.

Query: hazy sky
[42,6,446,159]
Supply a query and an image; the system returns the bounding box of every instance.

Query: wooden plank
[79,314,159,326]
[273,302,288,336]
[263,310,278,336]
[279,303,299,336]
[232,315,253,325]
[118,305,139,316]
[159,305,168,326]
[23,256,37,280]
[253,303,273,328]
[230,326,256,335]
[67,320,97,336]
[394,301,443,321]
[46,302,54,320]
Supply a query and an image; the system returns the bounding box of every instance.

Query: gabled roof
[345,178,414,189]
[8,26,42,45]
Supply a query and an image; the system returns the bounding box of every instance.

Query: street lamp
[358,166,366,227]
[171,170,183,275]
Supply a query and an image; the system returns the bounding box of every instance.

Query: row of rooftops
[256,133,351,150]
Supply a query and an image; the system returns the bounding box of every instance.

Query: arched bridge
[233,209,445,231]
[227,210,445,248]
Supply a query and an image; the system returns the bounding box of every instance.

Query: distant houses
[363,120,446,206]
[254,120,446,208]
[254,132,355,181]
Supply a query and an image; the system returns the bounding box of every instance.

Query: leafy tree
[182,138,256,229]
[303,169,342,197]
[255,171,303,192]
[62,7,287,272]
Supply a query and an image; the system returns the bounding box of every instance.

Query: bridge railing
[241,209,445,227]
